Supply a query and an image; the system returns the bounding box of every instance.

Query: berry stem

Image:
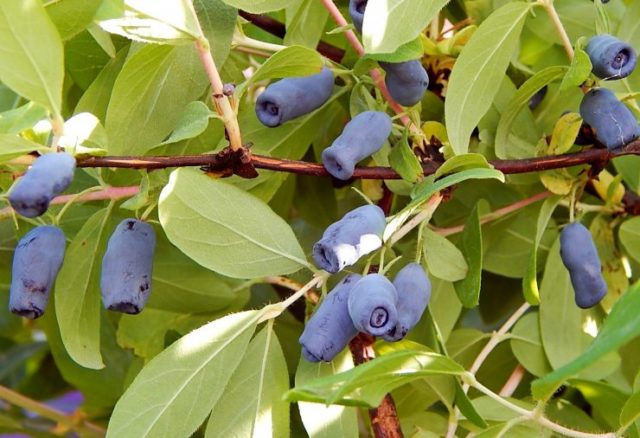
[0,384,106,437]
[538,0,575,61]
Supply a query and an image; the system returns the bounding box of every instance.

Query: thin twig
[0,186,139,220]
[0,385,105,437]
[499,364,526,397]
[433,191,551,237]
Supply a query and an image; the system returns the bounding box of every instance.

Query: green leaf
[362,0,450,54]
[0,103,47,135]
[389,135,423,183]
[0,0,64,116]
[455,382,488,429]
[620,391,640,430]
[46,0,103,41]
[55,205,115,369]
[237,46,324,98]
[107,310,262,438]
[453,204,482,308]
[411,168,505,207]
[0,135,46,164]
[594,0,610,35]
[286,350,466,407]
[221,0,295,14]
[548,112,583,155]
[435,153,491,178]
[445,2,533,155]
[40,302,132,409]
[295,350,358,438]
[105,45,207,155]
[559,49,592,91]
[539,237,582,371]
[522,195,561,304]
[147,232,239,313]
[364,37,425,63]
[96,0,202,44]
[494,65,568,159]
[533,282,640,400]
[155,101,216,147]
[194,0,237,67]
[423,229,468,282]
[284,0,329,49]
[159,168,309,279]
[510,311,552,377]
[205,326,290,438]
[619,217,640,264]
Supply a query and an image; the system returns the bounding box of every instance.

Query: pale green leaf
[435,153,491,178]
[221,0,296,14]
[362,0,450,54]
[559,49,592,91]
[55,205,115,369]
[295,350,358,438]
[495,65,568,159]
[286,350,465,407]
[284,0,329,49]
[107,310,262,438]
[0,135,47,163]
[0,103,47,135]
[389,136,423,183]
[539,237,583,371]
[533,276,640,399]
[0,0,64,115]
[158,168,309,279]
[522,195,561,304]
[105,45,207,155]
[46,0,103,40]
[205,326,289,438]
[96,0,201,44]
[446,2,533,155]
[619,217,640,264]
[237,46,324,97]
[423,229,468,282]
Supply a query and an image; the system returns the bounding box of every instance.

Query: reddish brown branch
[76,140,640,179]
[348,334,404,438]
[238,11,345,63]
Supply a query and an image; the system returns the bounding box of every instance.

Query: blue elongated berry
[579,88,640,150]
[321,111,392,180]
[383,263,431,342]
[379,60,429,107]
[349,0,367,33]
[312,204,386,273]
[528,86,547,110]
[586,35,637,80]
[101,219,156,314]
[255,67,334,127]
[299,274,362,362]
[8,152,76,218]
[559,222,607,309]
[348,274,398,336]
[9,226,66,319]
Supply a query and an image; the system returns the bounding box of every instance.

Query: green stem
[469,377,617,438]
[538,0,574,61]
[0,385,105,437]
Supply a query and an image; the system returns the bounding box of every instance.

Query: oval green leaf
[159,168,309,279]
[446,2,533,155]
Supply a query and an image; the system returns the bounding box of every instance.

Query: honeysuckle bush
[3,0,640,437]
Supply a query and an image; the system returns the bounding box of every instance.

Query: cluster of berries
[580,35,640,149]
[299,265,431,363]
[254,0,429,182]
[297,205,431,362]
[7,153,156,318]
